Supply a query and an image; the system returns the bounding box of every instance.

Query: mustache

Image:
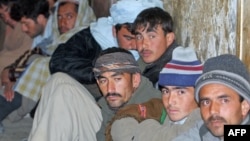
[105,93,122,99]
[207,115,227,123]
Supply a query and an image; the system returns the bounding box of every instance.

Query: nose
[107,81,115,94]
[21,24,28,32]
[130,39,136,50]
[59,18,67,27]
[209,101,220,115]
[137,38,149,52]
[168,93,177,106]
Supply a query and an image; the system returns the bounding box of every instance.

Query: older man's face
[96,71,140,111]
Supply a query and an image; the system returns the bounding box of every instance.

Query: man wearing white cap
[90,0,163,60]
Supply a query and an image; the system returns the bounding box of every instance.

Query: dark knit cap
[195,54,250,103]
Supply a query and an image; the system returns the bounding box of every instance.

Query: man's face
[0,4,15,27]
[20,17,44,38]
[161,86,198,121]
[135,24,174,63]
[97,71,140,110]
[57,2,77,34]
[199,83,250,138]
[114,25,136,50]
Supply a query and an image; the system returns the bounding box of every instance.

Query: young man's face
[0,4,15,27]
[135,24,174,63]
[113,25,136,50]
[20,17,44,38]
[199,83,250,138]
[161,86,198,122]
[97,71,140,111]
[57,2,78,34]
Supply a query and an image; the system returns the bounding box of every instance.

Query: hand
[1,69,15,102]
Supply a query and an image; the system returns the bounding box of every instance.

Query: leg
[0,92,22,121]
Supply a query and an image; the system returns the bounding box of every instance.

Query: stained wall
[163,0,237,62]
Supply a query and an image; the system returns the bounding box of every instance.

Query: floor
[0,117,33,141]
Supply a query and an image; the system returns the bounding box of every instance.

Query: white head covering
[108,0,164,25]
[90,0,164,60]
[46,0,96,55]
[90,17,117,50]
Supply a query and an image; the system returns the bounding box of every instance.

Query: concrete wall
[163,0,250,70]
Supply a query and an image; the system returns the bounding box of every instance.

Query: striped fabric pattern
[158,46,203,87]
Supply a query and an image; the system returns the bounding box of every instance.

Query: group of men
[0,0,249,141]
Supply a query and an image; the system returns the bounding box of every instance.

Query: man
[93,47,161,141]
[49,0,164,100]
[0,0,93,132]
[89,0,164,60]
[194,54,250,141]
[133,7,179,86]
[0,0,32,88]
[107,46,204,141]
[0,0,51,133]
[173,54,250,141]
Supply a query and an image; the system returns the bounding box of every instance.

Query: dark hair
[132,7,174,35]
[114,22,133,33]
[0,0,9,7]
[10,0,49,22]
[58,1,79,14]
[99,47,132,57]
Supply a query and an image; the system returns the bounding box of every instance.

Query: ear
[132,73,141,89]
[112,26,117,38]
[165,32,175,47]
[36,14,46,24]
[241,99,250,117]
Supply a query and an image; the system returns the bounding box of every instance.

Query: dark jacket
[50,27,102,84]
[49,27,102,99]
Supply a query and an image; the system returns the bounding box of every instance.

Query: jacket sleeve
[106,98,164,141]
[5,47,43,82]
[49,28,102,84]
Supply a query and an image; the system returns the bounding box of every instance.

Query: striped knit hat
[158,46,203,87]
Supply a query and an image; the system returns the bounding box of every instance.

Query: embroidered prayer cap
[158,46,203,87]
[195,54,250,103]
[108,0,164,25]
[93,47,141,77]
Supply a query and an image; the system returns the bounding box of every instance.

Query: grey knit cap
[195,54,250,103]
[93,52,141,77]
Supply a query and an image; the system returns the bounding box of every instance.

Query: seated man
[0,0,94,132]
[49,0,164,101]
[93,47,162,141]
[133,7,179,87]
[173,54,250,141]
[106,46,204,141]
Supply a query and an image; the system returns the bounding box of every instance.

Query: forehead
[98,71,130,78]
[20,17,35,24]
[58,2,77,14]
[199,83,240,99]
[135,23,161,33]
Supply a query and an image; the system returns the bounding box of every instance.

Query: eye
[114,77,122,81]
[177,89,186,95]
[98,78,107,84]
[221,98,229,104]
[200,100,210,107]
[148,34,155,39]
[67,15,73,19]
[161,88,169,95]
[135,34,143,40]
